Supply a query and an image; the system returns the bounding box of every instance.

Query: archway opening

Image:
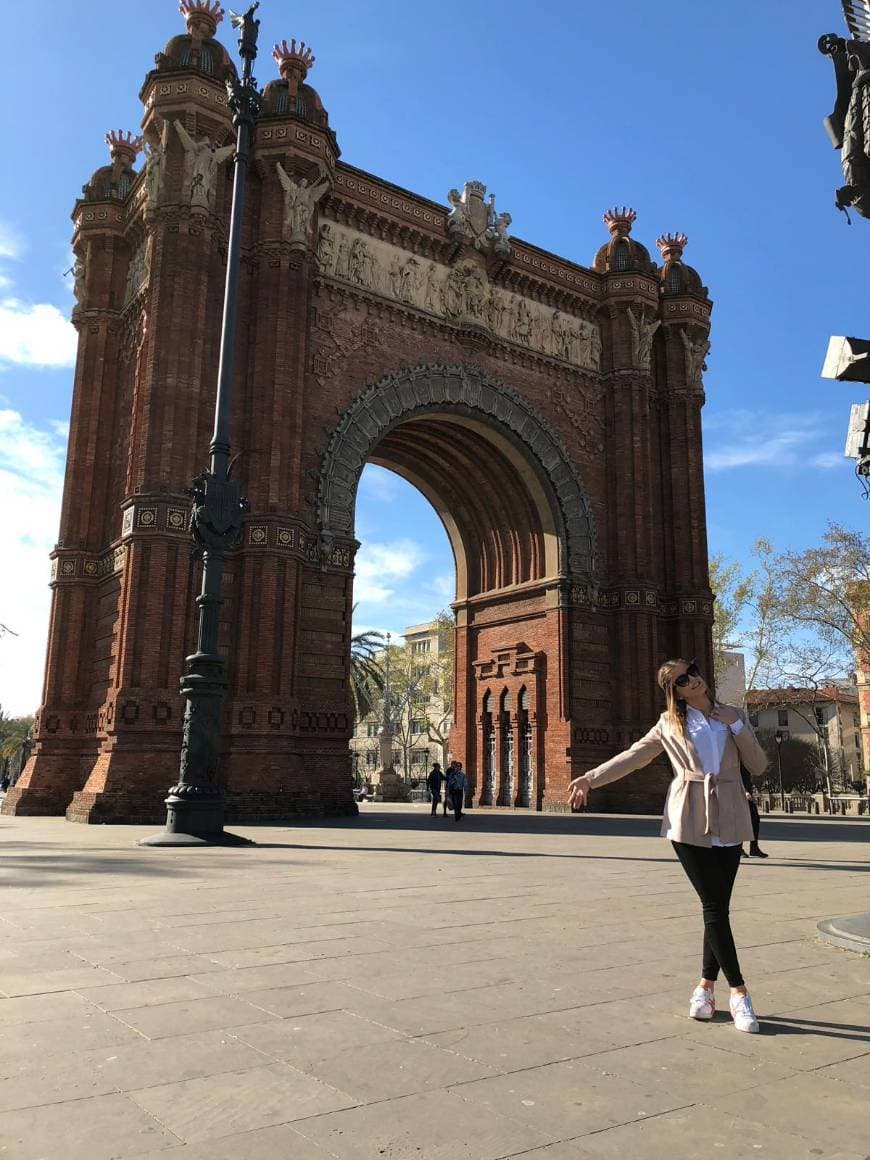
[326,363,596,811]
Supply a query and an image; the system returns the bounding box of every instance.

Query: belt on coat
[681,769,722,837]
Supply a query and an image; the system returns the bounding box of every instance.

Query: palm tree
[350,613,385,724]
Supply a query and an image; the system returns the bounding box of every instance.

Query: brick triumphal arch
[4,4,716,824]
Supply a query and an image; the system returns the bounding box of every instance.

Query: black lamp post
[142,4,263,847]
[774,730,785,811]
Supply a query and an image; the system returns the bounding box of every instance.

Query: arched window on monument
[499,689,514,806]
[666,265,683,294]
[518,685,533,808]
[613,240,632,271]
[482,690,495,805]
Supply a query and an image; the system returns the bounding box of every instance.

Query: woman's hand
[710,705,740,726]
[568,775,592,810]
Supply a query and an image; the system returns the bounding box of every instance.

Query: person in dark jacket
[446,761,468,821]
[426,762,445,817]
[740,764,768,858]
[442,761,455,816]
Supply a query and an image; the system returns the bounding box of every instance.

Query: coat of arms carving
[446,180,511,257]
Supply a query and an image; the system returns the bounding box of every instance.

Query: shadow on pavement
[759,1014,870,1042]
[279,808,870,846]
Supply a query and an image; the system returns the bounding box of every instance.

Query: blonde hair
[657,658,691,736]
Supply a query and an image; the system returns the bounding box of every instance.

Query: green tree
[349,620,385,724]
[709,553,753,683]
[0,707,34,785]
[773,522,870,677]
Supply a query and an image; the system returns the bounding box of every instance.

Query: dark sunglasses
[672,661,701,689]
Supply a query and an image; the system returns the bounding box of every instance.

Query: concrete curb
[817,912,870,954]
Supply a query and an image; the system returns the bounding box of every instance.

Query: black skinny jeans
[672,841,744,987]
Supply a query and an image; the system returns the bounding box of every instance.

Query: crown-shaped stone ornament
[105,130,143,163]
[603,206,637,237]
[656,232,688,261]
[179,0,225,38]
[273,38,315,73]
[446,180,511,257]
[272,38,315,95]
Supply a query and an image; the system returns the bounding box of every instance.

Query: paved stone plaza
[1,807,869,1160]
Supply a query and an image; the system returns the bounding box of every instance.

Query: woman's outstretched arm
[568,720,664,808]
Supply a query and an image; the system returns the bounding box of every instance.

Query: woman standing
[568,658,768,1033]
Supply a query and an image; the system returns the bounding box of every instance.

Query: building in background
[350,619,454,785]
[747,686,864,789]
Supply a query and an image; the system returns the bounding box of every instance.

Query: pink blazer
[585,707,769,847]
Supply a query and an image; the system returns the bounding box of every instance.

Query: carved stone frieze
[317,222,601,371]
[123,236,152,305]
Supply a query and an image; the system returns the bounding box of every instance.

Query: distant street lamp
[774,730,785,811]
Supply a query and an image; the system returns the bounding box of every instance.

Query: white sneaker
[729,991,759,1033]
[688,985,715,1020]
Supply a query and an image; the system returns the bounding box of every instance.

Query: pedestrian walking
[740,764,768,858]
[442,761,454,816]
[567,658,768,1034]
[426,762,445,817]
[446,761,468,822]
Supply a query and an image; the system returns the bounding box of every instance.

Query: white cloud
[0,298,77,369]
[704,410,843,473]
[0,220,77,370]
[353,538,426,604]
[810,450,847,469]
[0,409,66,715]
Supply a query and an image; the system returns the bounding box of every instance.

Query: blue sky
[0,1,865,713]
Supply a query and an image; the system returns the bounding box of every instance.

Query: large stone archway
[320,362,597,808]
[3,5,716,824]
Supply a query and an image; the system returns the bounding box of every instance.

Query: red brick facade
[3,9,715,824]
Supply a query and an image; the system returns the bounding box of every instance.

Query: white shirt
[668,706,744,846]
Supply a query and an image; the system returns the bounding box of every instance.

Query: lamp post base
[138,794,256,847]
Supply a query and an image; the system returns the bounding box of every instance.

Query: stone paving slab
[1,807,869,1159]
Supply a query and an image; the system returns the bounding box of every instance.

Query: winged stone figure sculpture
[275,162,330,240]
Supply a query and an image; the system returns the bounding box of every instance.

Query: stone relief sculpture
[317,222,335,271]
[174,120,235,209]
[626,306,660,369]
[511,298,533,346]
[276,163,330,240]
[422,261,442,312]
[680,329,711,387]
[588,321,602,370]
[124,236,152,304]
[333,234,350,281]
[443,264,467,319]
[447,180,511,257]
[71,257,86,306]
[463,262,488,321]
[142,134,165,209]
[316,222,602,371]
